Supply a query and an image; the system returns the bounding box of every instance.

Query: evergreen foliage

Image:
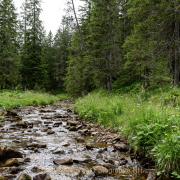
[0,0,21,89]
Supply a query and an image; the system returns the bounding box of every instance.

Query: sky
[14,0,84,35]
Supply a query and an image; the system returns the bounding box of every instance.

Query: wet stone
[47,129,55,134]
[33,173,51,180]
[27,143,47,148]
[31,166,43,173]
[53,157,73,165]
[98,148,107,153]
[40,127,48,132]
[86,143,94,149]
[67,120,79,126]
[16,121,28,128]
[44,122,53,125]
[4,158,19,167]
[73,158,91,163]
[17,173,31,180]
[59,141,70,146]
[92,166,108,176]
[103,163,115,170]
[52,148,65,154]
[41,116,52,119]
[69,126,77,131]
[114,143,127,151]
[76,137,85,143]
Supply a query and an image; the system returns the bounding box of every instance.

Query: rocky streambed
[0,100,155,180]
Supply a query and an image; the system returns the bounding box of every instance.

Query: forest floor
[74,88,180,179]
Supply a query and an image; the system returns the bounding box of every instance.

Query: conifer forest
[0,0,180,95]
[2,1,180,179]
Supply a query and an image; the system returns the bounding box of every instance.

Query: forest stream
[0,100,154,180]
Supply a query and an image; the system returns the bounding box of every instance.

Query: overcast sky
[14,0,84,35]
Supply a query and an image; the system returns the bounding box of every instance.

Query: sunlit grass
[0,90,67,109]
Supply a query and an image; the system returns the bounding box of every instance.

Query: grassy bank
[74,88,180,179]
[0,90,69,110]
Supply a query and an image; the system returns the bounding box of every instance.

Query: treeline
[1,0,180,96]
[65,0,180,97]
[0,0,71,92]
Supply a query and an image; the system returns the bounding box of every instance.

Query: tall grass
[74,88,180,178]
[0,90,67,109]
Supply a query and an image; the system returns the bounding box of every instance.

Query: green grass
[74,88,180,179]
[0,90,68,110]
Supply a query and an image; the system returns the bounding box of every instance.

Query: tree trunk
[174,19,179,87]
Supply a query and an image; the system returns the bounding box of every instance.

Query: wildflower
[176,126,179,129]
[172,126,177,128]
[165,138,167,140]
[157,105,160,106]
[165,134,167,136]
[165,125,168,127]
[170,112,173,115]
[132,110,134,113]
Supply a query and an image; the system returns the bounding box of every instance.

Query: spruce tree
[0,0,21,89]
[20,0,47,90]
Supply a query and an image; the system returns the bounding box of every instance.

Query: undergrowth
[74,87,180,179]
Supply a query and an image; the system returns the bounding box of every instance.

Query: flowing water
[0,100,152,180]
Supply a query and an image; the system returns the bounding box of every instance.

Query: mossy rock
[4,158,19,167]
[16,121,28,128]
[0,176,8,180]
[17,173,31,180]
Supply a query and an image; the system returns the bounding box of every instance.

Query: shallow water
[0,101,150,180]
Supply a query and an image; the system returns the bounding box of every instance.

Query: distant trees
[0,0,180,94]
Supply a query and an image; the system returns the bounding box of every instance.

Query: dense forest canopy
[0,0,180,96]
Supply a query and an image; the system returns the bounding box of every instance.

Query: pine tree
[0,0,21,89]
[20,0,47,90]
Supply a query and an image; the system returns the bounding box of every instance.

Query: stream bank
[0,100,155,180]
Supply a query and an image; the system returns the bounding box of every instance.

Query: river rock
[92,166,108,176]
[4,158,19,167]
[76,137,85,143]
[6,110,18,116]
[59,141,69,146]
[40,127,48,132]
[86,143,94,149]
[31,167,43,173]
[103,163,115,170]
[73,158,91,163]
[47,129,55,134]
[17,173,31,180]
[53,157,73,165]
[0,145,23,160]
[52,148,65,154]
[16,121,28,128]
[41,116,52,119]
[114,143,127,151]
[146,171,156,180]
[44,122,53,125]
[67,120,79,126]
[78,129,88,134]
[33,173,51,180]
[27,143,46,148]
[69,126,77,131]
